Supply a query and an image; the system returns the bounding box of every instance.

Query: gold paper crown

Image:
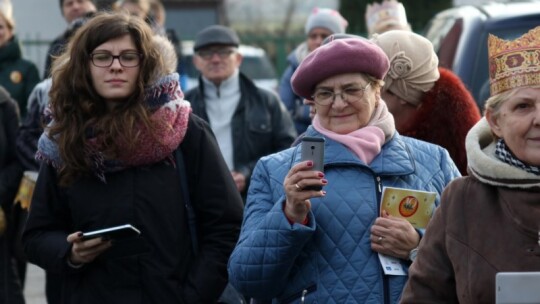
[365,0,408,36]
[488,26,540,96]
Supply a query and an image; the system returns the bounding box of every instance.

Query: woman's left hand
[370,210,420,260]
[67,231,112,265]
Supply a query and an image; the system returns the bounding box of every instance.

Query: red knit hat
[291,38,390,100]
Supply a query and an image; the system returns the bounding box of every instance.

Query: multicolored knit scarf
[495,139,540,176]
[36,73,191,182]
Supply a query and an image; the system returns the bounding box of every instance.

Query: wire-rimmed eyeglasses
[90,52,143,68]
[311,82,371,106]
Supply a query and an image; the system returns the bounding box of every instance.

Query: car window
[424,4,540,110]
[423,15,460,52]
[240,56,276,80]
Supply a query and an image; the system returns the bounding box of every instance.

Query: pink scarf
[312,101,395,164]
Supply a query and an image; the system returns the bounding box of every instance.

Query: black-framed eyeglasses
[312,82,372,106]
[196,48,236,60]
[90,52,143,68]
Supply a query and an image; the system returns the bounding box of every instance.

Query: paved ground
[24,263,47,304]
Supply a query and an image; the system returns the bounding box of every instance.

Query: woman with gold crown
[400,26,540,303]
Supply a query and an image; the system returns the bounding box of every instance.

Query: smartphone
[81,224,141,241]
[300,136,325,191]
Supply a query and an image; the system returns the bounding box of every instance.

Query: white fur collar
[466,118,540,189]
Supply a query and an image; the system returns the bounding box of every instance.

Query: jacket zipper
[280,284,317,304]
[373,175,390,304]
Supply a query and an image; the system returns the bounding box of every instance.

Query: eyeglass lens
[313,83,371,105]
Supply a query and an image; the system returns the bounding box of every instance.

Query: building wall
[12,0,66,77]
[165,6,220,40]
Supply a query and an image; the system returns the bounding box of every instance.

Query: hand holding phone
[300,136,325,191]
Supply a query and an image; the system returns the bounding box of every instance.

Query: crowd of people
[0,0,538,303]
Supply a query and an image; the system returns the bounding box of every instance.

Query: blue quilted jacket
[228,127,460,304]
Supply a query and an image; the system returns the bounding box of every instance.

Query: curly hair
[48,12,161,185]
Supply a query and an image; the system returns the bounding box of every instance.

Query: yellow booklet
[380,186,437,229]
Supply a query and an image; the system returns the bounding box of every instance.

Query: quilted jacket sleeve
[439,147,461,192]
[228,156,316,299]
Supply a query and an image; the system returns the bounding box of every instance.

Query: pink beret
[291,38,390,99]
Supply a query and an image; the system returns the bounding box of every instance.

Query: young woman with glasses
[22,12,243,303]
[228,38,460,303]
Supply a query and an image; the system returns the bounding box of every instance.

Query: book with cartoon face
[380,187,437,229]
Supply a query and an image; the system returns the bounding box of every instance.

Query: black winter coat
[185,73,297,198]
[0,87,22,211]
[23,114,244,304]
[0,86,24,304]
[0,36,40,118]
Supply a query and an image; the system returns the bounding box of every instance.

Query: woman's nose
[110,57,123,69]
[331,93,348,109]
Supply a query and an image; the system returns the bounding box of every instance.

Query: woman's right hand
[67,232,112,265]
[283,160,327,223]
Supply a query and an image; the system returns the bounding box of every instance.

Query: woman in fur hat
[22,12,243,303]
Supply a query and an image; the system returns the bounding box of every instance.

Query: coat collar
[466,118,540,189]
[0,36,21,63]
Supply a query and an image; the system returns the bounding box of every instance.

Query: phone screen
[81,224,140,241]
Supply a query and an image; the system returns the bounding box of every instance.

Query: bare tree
[281,0,298,36]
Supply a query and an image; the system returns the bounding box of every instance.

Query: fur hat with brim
[291,38,390,100]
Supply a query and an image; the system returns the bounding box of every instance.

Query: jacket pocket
[280,284,317,304]
[248,117,273,134]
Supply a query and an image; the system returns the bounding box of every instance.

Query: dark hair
[48,12,161,185]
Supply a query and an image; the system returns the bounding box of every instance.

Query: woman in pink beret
[228,37,460,303]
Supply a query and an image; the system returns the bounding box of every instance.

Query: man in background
[185,25,296,201]
[43,0,96,78]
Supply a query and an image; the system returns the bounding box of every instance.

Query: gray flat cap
[193,25,240,51]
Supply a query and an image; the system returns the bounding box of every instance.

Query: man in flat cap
[185,25,297,201]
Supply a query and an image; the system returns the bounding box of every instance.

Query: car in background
[179,40,278,92]
[423,1,540,110]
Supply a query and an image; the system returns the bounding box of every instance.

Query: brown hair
[48,12,160,185]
